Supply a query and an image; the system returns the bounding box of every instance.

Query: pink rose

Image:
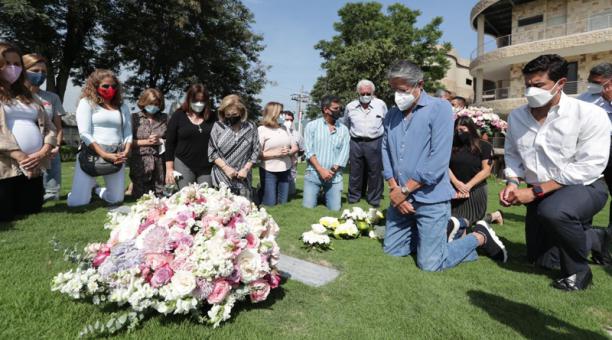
[150,264,173,288]
[92,250,110,268]
[207,279,231,304]
[140,265,152,283]
[145,253,173,270]
[246,233,259,249]
[267,272,281,289]
[249,279,270,303]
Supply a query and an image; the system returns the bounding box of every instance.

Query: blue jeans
[384,200,478,271]
[259,167,290,206]
[43,153,61,198]
[302,172,343,211]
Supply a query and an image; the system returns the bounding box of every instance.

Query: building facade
[470,0,612,114]
[441,48,474,102]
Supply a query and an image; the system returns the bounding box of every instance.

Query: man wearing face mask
[281,111,304,198]
[303,95,350,211]
[343,79,387,207]
[576,63,612,266]
[382,60,507,272]
[501,54,610,291]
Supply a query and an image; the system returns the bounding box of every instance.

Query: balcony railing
[481,81,586,102]
[471,14,612,60]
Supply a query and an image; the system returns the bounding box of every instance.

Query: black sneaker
[473,221,508,263]
[447,217,468,243]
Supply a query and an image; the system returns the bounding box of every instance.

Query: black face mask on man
[328,108,342,121]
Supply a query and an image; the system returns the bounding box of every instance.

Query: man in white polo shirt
[343,79,387,207]
[501,54,611,291]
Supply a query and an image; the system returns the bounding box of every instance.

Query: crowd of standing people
[1,39,611,291]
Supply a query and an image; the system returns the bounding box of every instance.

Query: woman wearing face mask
[209,94,259,200]
[0,42,56,221]
[128,88,168,198]
[165,84,214,189]
[449,116,503,227]
[22,53,65,201]
[257,102,298,206]
[67,69,132,207]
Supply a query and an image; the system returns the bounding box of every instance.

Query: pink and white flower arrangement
[454,106,508,137]
[52,184,281,336]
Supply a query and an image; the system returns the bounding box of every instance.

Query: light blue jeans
[384,200,479,271]
[302,172,343,211]
[43,153,61,199]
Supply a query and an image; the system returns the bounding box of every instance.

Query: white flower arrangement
[51,183,282,337]
[301,224,333,252]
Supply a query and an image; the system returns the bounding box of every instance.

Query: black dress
[449,140,493,224]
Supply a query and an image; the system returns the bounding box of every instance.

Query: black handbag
[78,107,125,177]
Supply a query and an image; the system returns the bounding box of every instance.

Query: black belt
[351,136,382,142]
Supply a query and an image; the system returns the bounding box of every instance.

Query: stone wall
[511,0,612,44]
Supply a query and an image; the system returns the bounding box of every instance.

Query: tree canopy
[0,0,267,114]
[307,2,451,118]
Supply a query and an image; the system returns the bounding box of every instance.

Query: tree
[100,0,268,115]
[307,2,451,118]
[0,0,107,100]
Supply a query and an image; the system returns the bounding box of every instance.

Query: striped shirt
[304,117,350,183]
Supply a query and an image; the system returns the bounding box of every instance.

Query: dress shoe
[551,270,593,291]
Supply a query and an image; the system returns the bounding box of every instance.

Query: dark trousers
[348,137,383,206]
[603,138,612,226]
[525,179,608,276]
[0,175,44,222]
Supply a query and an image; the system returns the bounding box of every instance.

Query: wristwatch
[531,185,545,198]
[400,186,412,195]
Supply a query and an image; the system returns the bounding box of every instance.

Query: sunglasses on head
[100,84,117,89]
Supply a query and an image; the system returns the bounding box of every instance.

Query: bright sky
[246,0,477,113]
[63,0,477,113]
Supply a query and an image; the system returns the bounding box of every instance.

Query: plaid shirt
[0,100,57,180]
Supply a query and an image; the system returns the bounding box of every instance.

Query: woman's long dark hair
[453,116,481,155]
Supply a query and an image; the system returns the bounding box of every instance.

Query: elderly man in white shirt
[501,55,611,291]
[576,63,612,266]
[343,79,387,207]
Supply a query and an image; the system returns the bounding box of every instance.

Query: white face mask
[283,121,293,130]
[394,90,416,111]
[190,101,205,113]
[524,81,560,108]
[359,95,372,104]
[144,105,160,114]
[587,82,603,95]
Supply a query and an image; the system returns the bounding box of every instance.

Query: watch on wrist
[532,185,545,198]
[400,186,411,195]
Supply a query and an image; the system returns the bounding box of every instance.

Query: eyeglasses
[100,84,117,89]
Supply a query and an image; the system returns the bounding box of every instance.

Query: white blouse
[76,98,132,146]
[3,101,43,155]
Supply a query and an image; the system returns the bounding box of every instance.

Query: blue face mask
[144,105,160,114]
[26,71,46,87]
[278,115,285,125]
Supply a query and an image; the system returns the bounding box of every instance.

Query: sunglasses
[100,84,117,89]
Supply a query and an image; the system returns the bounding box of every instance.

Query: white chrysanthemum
[302,231,331,245]
[311,223,327,234]
[334,220,359,238]
[319,216,340,230]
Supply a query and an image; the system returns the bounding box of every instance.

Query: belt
[351,136,382,142]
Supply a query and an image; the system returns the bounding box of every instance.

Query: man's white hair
[356,79,375,93]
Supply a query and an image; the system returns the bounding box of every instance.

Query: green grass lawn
[1,162,611,339]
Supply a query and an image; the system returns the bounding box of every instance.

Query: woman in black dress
[449,116,502,226]
[165,84,215,189]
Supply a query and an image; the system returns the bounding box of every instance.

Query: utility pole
[290,85,310,136]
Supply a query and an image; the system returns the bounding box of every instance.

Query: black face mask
[226,116,241,126]
[456,132,470,145]
[329,109,342,121]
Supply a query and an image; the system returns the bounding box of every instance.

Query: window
[564,62,578,94]
[465,78,473,86]
[518,15,543,27]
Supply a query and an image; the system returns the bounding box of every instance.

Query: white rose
[171,270,196,297]
[237,249,262,283]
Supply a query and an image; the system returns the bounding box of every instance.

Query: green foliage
[308,2,452,118]
[0,0,267,114]
[60,144,78,162]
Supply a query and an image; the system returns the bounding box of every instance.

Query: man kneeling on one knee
[501,54,610,291]
[382,60,507,272]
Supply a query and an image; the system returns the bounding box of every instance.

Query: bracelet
[506,178,520,186]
